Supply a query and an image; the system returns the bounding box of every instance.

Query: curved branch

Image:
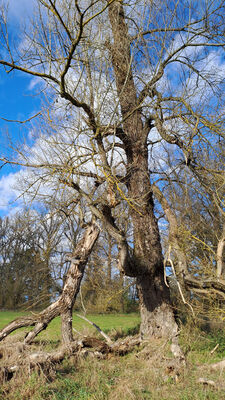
[0,59,59,83]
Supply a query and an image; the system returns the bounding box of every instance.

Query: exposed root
[0,341,80,383]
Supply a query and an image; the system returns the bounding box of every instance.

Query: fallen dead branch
[75,314,113,344]
[0,335,142,383]
[210,344,219,355]
[197,378,217,387]
[197,378,225,391]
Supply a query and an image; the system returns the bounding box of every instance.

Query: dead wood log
[110,335,141,355]
[0,224,99,345]
[197,378,225,391]
[0,341,81,383]
[0,335,142,383]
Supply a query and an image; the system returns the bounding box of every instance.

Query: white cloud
[28,76,43,91]
[0,167,49,215]
[0,172,21,212]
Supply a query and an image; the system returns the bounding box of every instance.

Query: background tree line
[0,209,137,313]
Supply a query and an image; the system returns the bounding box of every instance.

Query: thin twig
[79,286,87,315]
[1,112,41,124]
[75,314,113,344]
[210,344,219,354]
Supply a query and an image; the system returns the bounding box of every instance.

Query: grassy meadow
[0,311,140,341]
[0,311,225,400]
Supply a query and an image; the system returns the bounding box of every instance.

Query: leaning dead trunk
[0,224,99,344]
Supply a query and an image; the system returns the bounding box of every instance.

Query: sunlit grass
[0,311,140,341]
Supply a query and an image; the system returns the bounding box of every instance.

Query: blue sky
[0,0,38,216]
[0,0,224,218]
[0,71,41,214]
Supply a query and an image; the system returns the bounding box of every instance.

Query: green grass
[0,311,140,341]
[180,322,225,365]
[0,311,28,328]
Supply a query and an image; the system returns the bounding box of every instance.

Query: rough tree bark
[0,224,99,344]
[108,1,178,339]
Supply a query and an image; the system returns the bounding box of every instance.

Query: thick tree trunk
[108,1,177,339]
[129,163,177,339]
[137,274,177,338]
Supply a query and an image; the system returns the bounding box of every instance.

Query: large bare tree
[0,0,224,340]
